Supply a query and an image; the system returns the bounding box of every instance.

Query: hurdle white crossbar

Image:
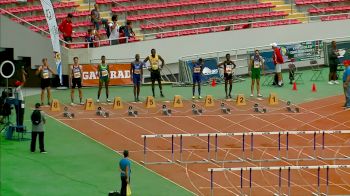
[318,131,350,161]
[141,130,350,164]
[141,130,350,138]
[140,135,175,165]
[208,165,350,196]
[208,164,350,172]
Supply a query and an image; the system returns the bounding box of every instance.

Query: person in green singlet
[249,50,264,97]
[97,55,110,103]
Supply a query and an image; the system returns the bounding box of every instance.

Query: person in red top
[59,13,73,43]
[271,43,284,87]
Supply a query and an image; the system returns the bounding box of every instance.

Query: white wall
[0,15,69,73]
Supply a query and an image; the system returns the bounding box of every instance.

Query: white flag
[40,0,62,85]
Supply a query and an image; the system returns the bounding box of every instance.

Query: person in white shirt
[14,67,27,132]
[109,15,119,45]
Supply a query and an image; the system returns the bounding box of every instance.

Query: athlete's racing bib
[101,70,108,77]
[42,70,49,79]
[194,67,201,73]
[134,69,141,74]
[73,71,81,78]
[225,66,234,74]
[254,61,261,69]
[151,63,159,70]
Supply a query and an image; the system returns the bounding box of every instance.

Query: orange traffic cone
[312,83,317,92]
[211,78,216,87]
[292,82,297,91]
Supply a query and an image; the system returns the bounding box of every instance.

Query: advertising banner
[80,64,132,86]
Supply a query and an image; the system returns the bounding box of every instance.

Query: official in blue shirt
[343,62,350,109]
[119,150,131,196]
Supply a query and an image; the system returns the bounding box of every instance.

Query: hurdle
[211,133,244,163]
[282,131,317,161]
[141,130,350,164]
[177,133,210,163]
[209,165,350,196]
[140,134,175,165]
[141,133,210,164]
[246,132,281,162]
[317,130,350,160]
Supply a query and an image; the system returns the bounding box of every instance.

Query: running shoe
[70,102,75,106]
[96,99,100,103]
[198,96,202,99]
[334,81,339,84]
[328,81,334,85]
[107,99,111,103]
[192,96,196,99]
[250,94,254,97]
[257,94,263,97]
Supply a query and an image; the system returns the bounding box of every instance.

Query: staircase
[260,0,308,23]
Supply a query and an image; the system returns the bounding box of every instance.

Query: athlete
[192,58,203,99]
[36,58,56,106]
[130,54,144,102]
[217,54,236,99]
[143,49,165,97]
[97,55,111,103]
[249,50,264,97]
[70,57,84,105]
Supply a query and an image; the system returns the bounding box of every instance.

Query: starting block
[162,105,172,116]
[192,104,203,115]
[220,102,231,114]
[286,101,300,113]
[96,106,109,117]
[253,103,267,113]
[128,106,138,117]
[63,107,75,118]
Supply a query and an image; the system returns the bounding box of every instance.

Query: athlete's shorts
[133,74,141,85]
[251,68,261,80]
[72,78,82,89]
[224,73,233,80]
[329,63,338,73]
[275,63,282,73]
[193,74,201,83]
[150,70,161,81]
[99,76,109,84]
[40,79,50,89]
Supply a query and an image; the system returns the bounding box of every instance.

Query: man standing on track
[217,54,236,99]
[249,49,264,97]
[343,61,350,109]
[119,150,131,196]
[328,41,341,85]
[143,49,165,98]
[36,58,56,106]
[130,54,144,102]
[30,103,47,153]
[97,56,111,103]
[192,58,203,99]
[271,43,284,87]
[70,57,84,105]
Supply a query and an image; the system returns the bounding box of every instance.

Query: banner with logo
[80,64,132,86]
[186,58,220,83]
[40,0,62,85]
[248,41,323,72]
